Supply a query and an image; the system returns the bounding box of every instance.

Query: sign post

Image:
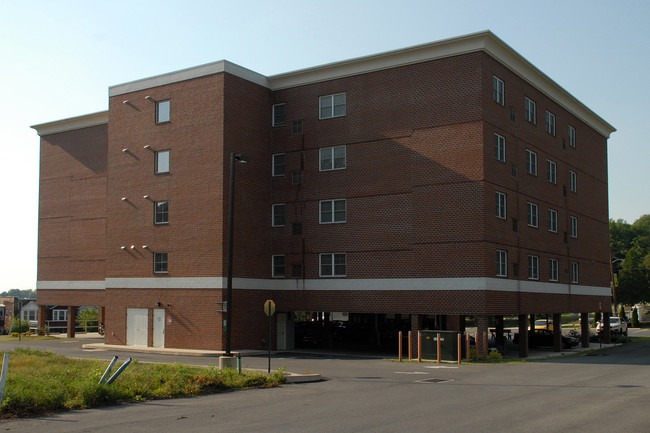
[264,300,276,373]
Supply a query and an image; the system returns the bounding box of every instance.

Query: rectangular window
[525,97,536,124]
[494,133,506,162]
[549,258,559,282]
[526,150,537,175]
[155,150,170,174]
[292,119,303,134]
[548,208,558,233]
[154,252,168,273]
[272,103,286,127]
[569,170,577,193]
[320,253,346,277]
[154,201,169,224]
[496,250,508,277]
[570,216,578,238]
[319,145,346,171]
[52,309,67,321]
[569,125,576,148]
[571,262,579,283]
[547,160,557,184]
[156,100,170,123]
[495,191,507,219]
[272,204,286,227]
[272,153,285,177]
[319,93,346,119]
[272,255,285,278]
[527,202,539,228]
[528,255,539,280]
[545,111,556,136]
[493,76,504,105]
[320,199,346,224]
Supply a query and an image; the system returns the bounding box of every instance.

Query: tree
[632,307,640,327]
[611,216,650,305]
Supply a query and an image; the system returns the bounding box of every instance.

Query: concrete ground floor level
[36,283,613,358]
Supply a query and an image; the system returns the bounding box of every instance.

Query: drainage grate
[417,378,455,384]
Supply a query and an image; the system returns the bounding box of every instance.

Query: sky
[1,0,648,291]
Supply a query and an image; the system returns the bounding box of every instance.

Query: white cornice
[108,60,271,97]
[31,111,108,137]
[268,30,615,138]
[32,31,615,139]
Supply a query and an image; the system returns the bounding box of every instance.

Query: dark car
[513,329,579,349]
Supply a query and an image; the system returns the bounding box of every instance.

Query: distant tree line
[0,289,36,299]
[610,215,650,305]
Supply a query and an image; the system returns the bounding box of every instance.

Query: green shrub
[632,308,640,328]
[487,351,503,360]
[614,334,631,344]
[10,319,29,334]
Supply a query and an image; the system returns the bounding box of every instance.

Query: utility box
[420,330,460,361]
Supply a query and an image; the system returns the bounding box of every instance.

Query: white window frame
[571,262,579,283]
[569,170,577,193]
[549,258,559,282]
[154,201,169,225]
[319,145,346,171]
[526,150,537,176]
[525,97,536,124]
[272,153,285,177]
[494,133,506,162]
[272,103,286,127]
[547,160,557,184]
[272,255,285,278]
[570,216,578,238]
[495,192,507,219]
[320,253,346,277]
[52,309,68,321]
[569,125,576,148]
[272,203,286,227]
[493,76,504,105]
[528,255,539,280]
[527,202,539,228]
[154,252,168,274]
[156,100,170,123]
[319,93,346,119]
[548,208,558,233]
[320,199,346,224]
[545,110,556,136]
[155,150,170,174]
[496,250,508,277]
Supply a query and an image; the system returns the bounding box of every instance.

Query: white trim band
[38,277,611,297]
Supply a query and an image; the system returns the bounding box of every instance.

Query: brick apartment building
[32,31,615,357]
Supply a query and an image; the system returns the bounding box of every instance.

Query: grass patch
[0,348,285,419]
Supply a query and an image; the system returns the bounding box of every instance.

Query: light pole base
[219,355,237,370]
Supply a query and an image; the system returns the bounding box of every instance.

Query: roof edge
[31,111,109,137]
[108,60,271,97]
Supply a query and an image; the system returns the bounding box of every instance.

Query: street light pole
[225,153,248,356]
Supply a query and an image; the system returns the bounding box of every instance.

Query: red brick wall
[37,124,107,294]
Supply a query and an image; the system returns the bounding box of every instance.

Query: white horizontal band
[37,277,610,297]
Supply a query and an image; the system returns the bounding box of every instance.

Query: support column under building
[518,314,528,358]
[476,315,489,359]
[552,313,562,352]
[495,315,505,351]
[66,306,76,339]
[580,312,590,348]
[410,314,422,359]
[37,305,47,331]
[603,311,611,344]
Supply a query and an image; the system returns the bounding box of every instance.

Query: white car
[596,317,628,336]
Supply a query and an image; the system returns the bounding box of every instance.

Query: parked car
[534,319,553,330]
[596,316,628,336]
[513,329,579,349]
